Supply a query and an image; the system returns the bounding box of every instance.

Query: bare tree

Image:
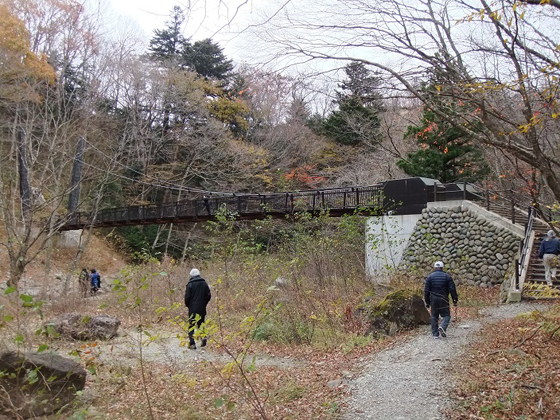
[249,0,560,201]
[0,0,114,288]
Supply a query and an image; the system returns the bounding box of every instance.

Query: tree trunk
[68,137,85,214]
[17,130,31,218]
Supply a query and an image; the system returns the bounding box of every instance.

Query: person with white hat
[424,261,458,339]
[184,268,212,349]
[538,230,560,286]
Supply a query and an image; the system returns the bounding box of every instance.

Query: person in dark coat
[184,268,211,349]
[424,261,458,339]
[79,268,90,297]
[538,230,560,286]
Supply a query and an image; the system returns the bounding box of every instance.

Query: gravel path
[342,302,548,420]
[89,329,305,370]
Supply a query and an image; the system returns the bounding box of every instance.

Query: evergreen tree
[148,6,187,62]
[397,106,490,183]
[322,96,380,146]
[182,38,233,81]
[321,61,382,146]
[340,61,384,110]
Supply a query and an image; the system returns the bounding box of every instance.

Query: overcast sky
[105,0,266,63]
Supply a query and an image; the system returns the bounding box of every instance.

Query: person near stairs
[424,261,458,339]
[184,268,212,349]
[538,230,560,286]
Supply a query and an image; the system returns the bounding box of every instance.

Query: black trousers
[188,312,206,339]
[430,297,451,336]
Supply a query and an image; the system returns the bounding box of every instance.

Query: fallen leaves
[447,304,560,420]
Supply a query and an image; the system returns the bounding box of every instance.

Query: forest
[0,0,559,419]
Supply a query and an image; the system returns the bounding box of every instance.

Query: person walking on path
[79,268,90,297]
[538,230,560,286]
[184,268,212,349]
[424,261,458,339]
[90,269,101,294]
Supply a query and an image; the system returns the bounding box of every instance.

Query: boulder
[360,290,431,336]
[0,351,86,418]
[46,313,120,340]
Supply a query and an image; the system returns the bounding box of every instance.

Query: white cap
[434,261,444,268]
[547,230,556,238]
[190,268,200,277]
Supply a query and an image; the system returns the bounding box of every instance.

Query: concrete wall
[365,200,523,286]
[365,214,422,283]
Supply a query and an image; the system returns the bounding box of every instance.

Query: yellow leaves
[518,123,530,133]
[0,4,55,102]
[207,95,250,132]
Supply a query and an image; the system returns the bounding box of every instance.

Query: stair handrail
[515,206,536,290]
[463,183,542,225]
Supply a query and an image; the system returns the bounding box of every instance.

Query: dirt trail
[342,302,547,420]
[88,329,305,370]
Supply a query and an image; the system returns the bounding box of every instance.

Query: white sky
[105,0,265,63]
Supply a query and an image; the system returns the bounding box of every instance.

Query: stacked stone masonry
[402,206,521,287]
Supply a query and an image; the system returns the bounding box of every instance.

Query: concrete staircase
[481,201,559,299]
[523,231,560,299]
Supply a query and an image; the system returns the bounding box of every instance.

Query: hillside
[0,229,126,296]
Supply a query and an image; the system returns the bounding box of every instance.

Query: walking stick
[454,303,459,322]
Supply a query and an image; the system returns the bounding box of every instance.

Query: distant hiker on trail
[539,230,560,286]
[90,269,101,294]
[79,268,89,297]
[424,261,458,339]
[184,268,211,350]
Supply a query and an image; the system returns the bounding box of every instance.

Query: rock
[46,313,121,341]
[361,290,431,336]
[0,351,86,418]
[327,379,344,388]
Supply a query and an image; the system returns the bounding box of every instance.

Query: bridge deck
[60,185,387,231]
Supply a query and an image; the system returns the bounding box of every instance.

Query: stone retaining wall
[401,206,521,286]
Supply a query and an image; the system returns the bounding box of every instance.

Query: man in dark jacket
[538,230,560,286]
[424,261,458,339]
[184,268,211,349]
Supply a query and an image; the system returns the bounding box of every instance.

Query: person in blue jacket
[184,268,212,349]
[538,230,560,286]
[90,269,101,294]
[424,261,458,339]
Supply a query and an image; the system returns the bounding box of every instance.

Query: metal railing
[60,184,386,230]
[515,206,537,290]
[430,182,541,225]
[59,179,559,231]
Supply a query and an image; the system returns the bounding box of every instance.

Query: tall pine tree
[397,105,490,183]
[148,6,187,62]
[321,61,383,146]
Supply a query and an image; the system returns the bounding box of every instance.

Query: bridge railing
[429,182,544,225]
[61,184,386,230]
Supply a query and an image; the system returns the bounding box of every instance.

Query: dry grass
[0,227,511,419]
[447,304,560,420]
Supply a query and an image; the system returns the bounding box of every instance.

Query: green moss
[368,289,414,317]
